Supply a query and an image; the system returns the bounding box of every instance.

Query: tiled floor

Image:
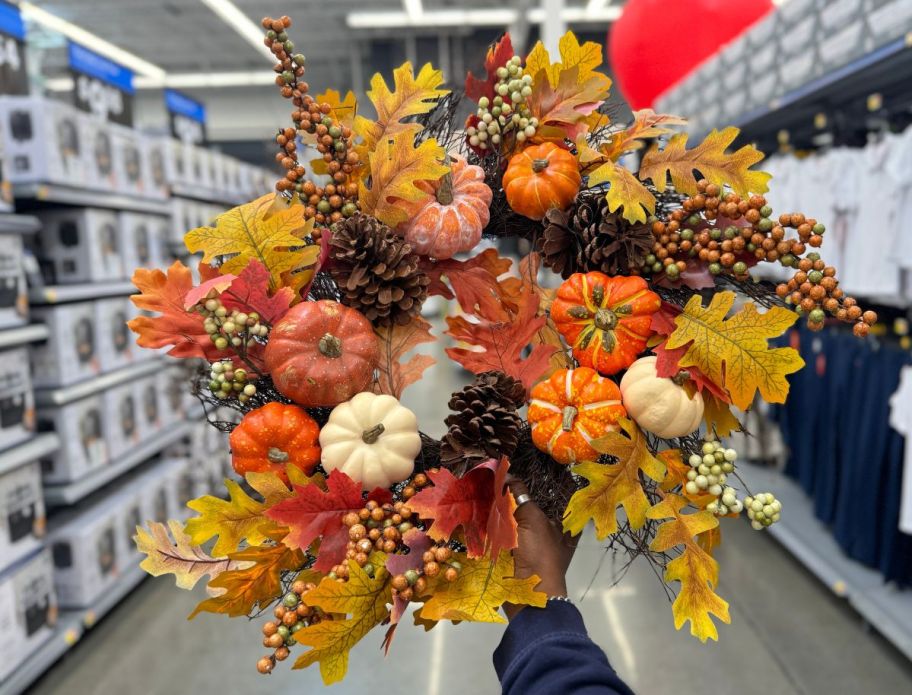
[29,330,912,694]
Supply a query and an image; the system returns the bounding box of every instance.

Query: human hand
[503,477,577,620]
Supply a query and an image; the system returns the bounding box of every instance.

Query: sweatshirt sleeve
[493,600,635,695]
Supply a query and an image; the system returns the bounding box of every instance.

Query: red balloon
[609,0,772,109]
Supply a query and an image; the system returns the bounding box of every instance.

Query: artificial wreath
[130,15,877,684]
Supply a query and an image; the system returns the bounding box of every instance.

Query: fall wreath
[130,15,876,684]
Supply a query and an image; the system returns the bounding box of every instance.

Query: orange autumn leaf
[639,126,771,198]
[658,449,689,492]
[358,130,449,228]
[563,419,666,539]
[703,393,742,437]
[372,316,436,399]
[135,520,244,590]
[424,248,516,320]
[527,65,611,142]
[665,291,804,411]
[647,493,731,641]
[600,110,687,162]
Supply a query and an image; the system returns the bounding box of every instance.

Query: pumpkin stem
[267,447,290,463]
[436,152,454,205]
[318,332,343,358]
[594,308,618,331]
[672,370,691,386]
[532,158,549,173]
[362,423,385,444]
[561,406,578,432]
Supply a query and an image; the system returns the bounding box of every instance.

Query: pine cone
[330,213,429,326]
[537,208,582,279]
[573,195,654,276]
[440,371,525,472]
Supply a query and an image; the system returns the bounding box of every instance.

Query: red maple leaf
[465,34,514,102]
[445,283,556,393]
[219,260,294,325]
[386,528,433,629]
[654,339,731,403]
[423,248,515,320]
[408,459,518,558]
[651,301,682,337]
[265,470,391,572]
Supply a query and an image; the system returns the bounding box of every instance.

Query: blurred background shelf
[0,433,60,477]
[0,213,40,234]
[0,323,48,349]
[34,359,162,407]
[0,614,84,695]
[12,183,170,216]
[28,281,136,305]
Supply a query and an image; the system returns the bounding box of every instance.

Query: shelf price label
[0,1,27,96]
[165,88,207,145]
[67,41,134,126]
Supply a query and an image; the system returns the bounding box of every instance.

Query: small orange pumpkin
[399,154,492,259]
[230,402,321,484]
[528,367,626,465]
[551,272,660,376]
[503,142,581,220]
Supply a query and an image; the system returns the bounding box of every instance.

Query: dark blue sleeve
[493,600,635,695]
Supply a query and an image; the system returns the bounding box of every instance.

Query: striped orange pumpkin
[528,367,626,465]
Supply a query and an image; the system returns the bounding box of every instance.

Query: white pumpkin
[619,356,704,438]
[319,392,421,490]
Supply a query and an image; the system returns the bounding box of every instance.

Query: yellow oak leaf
[600,110,687,162]
[293,559,391,684]
[563,418,667,539]
[190,542,304,618]
[135,520,244,590]
[697,526,722,556]
[588,160,655,224]
[639,126,771,198]
[647,493,730,641]
[703,393,742,437]
[420,551,546,624]
[526,32,605,87]
[316,88,357,129]
[658,449,688,492]
[184,194,314,290]
[665,291,804,411]
[358,130,448,228]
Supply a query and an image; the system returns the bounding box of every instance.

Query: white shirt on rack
[888,365,912,535]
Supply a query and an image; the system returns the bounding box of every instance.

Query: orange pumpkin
[230,402,321,484]
[399,154,492,259]
[528,367,626,465]
[551,272,660,376]
[264,300,379,407]
[503,142,581,220]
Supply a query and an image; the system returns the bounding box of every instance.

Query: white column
[541,0,566,56]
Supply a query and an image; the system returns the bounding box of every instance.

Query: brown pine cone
[440,371,525,472]
[537,208,582,279]
[573,194,653,276]
[330,213,429,326]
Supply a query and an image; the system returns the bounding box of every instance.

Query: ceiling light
[19,1,166,78]
[403,0,423,19]
[348,6,621,29]
[45,71,280,92]
[198,0,275,62]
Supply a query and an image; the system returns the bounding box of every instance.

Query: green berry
[808,270,823,284]
[283,592,300,607]
[281,71,294,83]
[342,202,357,217]
[362,562,375,577]
[687,214,701,227]
[732,261,748,275]
[645,254,657,265]
[710,228,722,241]
[665,264,680,279]
[747,243,757,252]
[317,200,331,213]
[809,308,825,323]
[652,262,663,273]
[293,53,305,65]
[283,40,294,52]
[709,262,722,275]
[277,625,290,640]
[759,205,772,217]
[404,569,419,586]
[812,222,825,234]
[758,218,773,232]
[680,229,694,241]
[724,226,738,240]
[807,252,820,261]
[781,253,796,267]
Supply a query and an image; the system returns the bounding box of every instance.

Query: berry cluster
[391,545,461,603]
[194,292,269,351]
[707,485,744,517]
[466,56,538,152]
[744,492,782,530]
[337,500,418,580]
[684,437,737,499]
[262,16,359,225]
[208,360,257,403]
[257,580,331,675]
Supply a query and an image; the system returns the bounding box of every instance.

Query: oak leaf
[420,551,545,623]
[664,291,804,410]
[600,110,687,161]
[135,520,243,590]
[189,542,304,618]
[293,559,391,684]
[184,194,315,290]
[265,470,392,572]
[562,419,666,539]
[527,65,611,141]
[647,493,731,641]
[372,316,436,399]
[465,34,514,102]
[525,32,605,88]
[702,393,742,437]
[358,131,448,228]
[639,127,771,198]
[588,160,655,224]
[423,248,516,320]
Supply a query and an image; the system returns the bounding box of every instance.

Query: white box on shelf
[719,36,748,68]
[95,297,134,372]
[780,14,818,59]
[82,116,118,192]
[186,145,209,191]
[750,39,779,76]
[747,12,779,48]
[0,549,57,683]
[162,456,196,521]
[819,0,865,32]
[111,124,147,197]
[143,136,169,200]
[866,0,912,47]
[779,0,818,23]
[0,232,26,328]
[164,138,187,187]
[111,482,143,566]
[119,211,164,272]
[102,382,139,462]
[819,17,869,70]
[0,96,89,187]
[0,346,34,453]
[134,376,162,443]
[48,499,120,608]
[138,461,177,524]
[38,395,108,483]
[34,207,124,284]
[0,461,45,573]
[30,301,100,387]
[781,48,821,90]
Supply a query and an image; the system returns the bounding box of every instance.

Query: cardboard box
[49,499,121,608]
[0,549,57,683]
[0,232,26,328]
[143,136,169,200]
[34,207,124,284]
[95,297,134,372]
[866,0,912,47]
[0,96,89,187]
[30,301,101,387]
[82,116,118,192]
[134,375,162,443]
[138,461,178,525]
[186,145,209,190]
[119,211,164,273]
[111,123,147,197]
[0,346,34,453]
[819,0,865,32]
[820,17,868,70]
[111,481,144,567]
[102,382,140,462]
[38,395,108,483]
[162,456,196,521]
[0,461,45,574]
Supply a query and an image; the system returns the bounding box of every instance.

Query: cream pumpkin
[319,392,421,490]
[619,356,704,438]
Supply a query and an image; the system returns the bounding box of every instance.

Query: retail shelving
[738,461,912,662]
[12,183,170,216]
[0,433,60,477]
[0,323,48,349]
[28,281,136,305]
[0,213,40,235]
[170,182,243,207]
[33,359,161,407]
